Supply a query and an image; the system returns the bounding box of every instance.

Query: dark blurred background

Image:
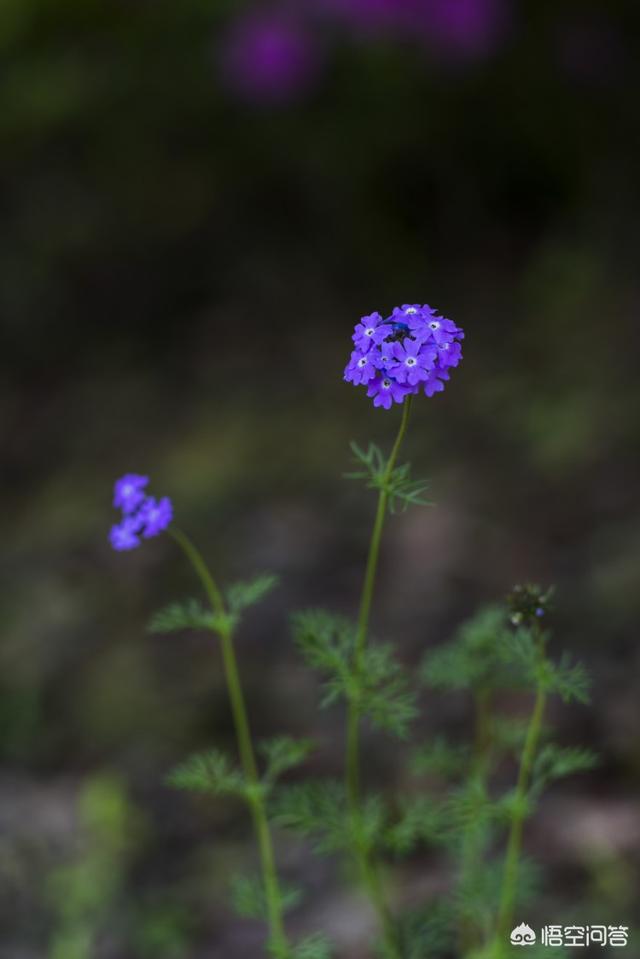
[1,1,639,956]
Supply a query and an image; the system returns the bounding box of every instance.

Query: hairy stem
[493,640,547,955]
[345,395,413,959]
[170,528,290,959]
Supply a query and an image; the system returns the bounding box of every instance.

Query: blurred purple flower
[113,473,149,514]
[110,516,143,552]
[140,496,174,538]
[221,10,321,103]
[110,475,173,551]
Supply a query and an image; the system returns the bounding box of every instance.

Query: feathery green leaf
[148,598,221,634]
[271,781,348,853]
[226,573,279,614]
[230,872,301,920]
[260,736,315,787]
[345,441,432,513]
[166,750,247,797]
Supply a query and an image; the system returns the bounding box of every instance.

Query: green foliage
[355,794,388,853]
[358,643,417,737]
[538,654,592,704]
[292,610,415,737]
[495,624,539,682]
[131,901,190,959]
[230,873,301,920]
[453,859,543,952]
[490,716,531,757]
[384,796,450,855]
[148,576,278,639]
[411,737,470,779]
[274,779,387,855]
[422,605,528,692]
[345,441,432,513]
[531,743,598,797]
[226,573,279,615]
[260,736,315,788]
[47,776,138,959]
[166,750,247,798]
[272,781,348,853]
[291,933,333,959]
[397,902,456,959]
[446,780,498,836]
[496,788,534,824]
[292,609,353,708]
[147,598,233,635]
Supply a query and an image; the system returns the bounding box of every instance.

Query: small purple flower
[110,516,143,552]
[422,368,449,397]
[113,474,149,514]
[392,337,437,385]
[435,339,463,369]
[140,496,174,539]
[109,477,173,551]
[366,374,412,410]
[391,304,423,324]
[352,312,392,352]
[344,348,378,385]
[344,301,463,408]
[422,315,463,346]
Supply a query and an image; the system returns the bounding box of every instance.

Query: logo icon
[510,923,537,946]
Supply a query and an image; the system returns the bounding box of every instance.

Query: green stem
[345,395,413,959]
[493,643,547,955]
[170,528,290,959]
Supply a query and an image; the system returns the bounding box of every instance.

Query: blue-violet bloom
[113,474,149,514]
[345,302,464,408]
[140,496,174,538]
[110,475,173,550]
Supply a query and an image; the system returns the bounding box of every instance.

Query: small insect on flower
[109,475,173,551]
[344,302,464,408]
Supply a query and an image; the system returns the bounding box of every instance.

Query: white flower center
[365,327,375,336]
[382,378,391,389]
[429,321,439,330]
[406,307,417,315]
[406,357,416,366]
[357,357,367,367]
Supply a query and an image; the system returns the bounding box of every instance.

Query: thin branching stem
[345,395,413,959]
[170,527,291,959]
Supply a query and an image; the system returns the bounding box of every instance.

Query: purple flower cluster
[109,474,173,551]
[344,303,463,409]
